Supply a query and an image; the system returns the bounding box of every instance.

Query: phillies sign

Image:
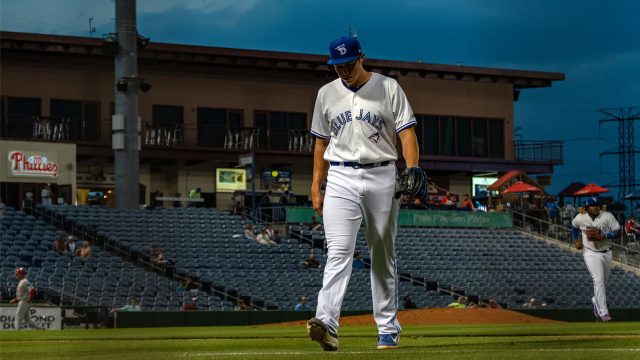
[8,151,59,178]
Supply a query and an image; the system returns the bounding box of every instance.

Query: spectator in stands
[352,252,365,271]
[447,296,467,308]
[41,183,52,206]
[150,244,168,266]
[151,190,162,207]
[522,298,539,308]
[562,203,577,227]
[295,296,311,311]
[403,295,417,309]
[546,197,561,224]
[400,194,410,209]
[461,194,475,210]
[260,190,273,206]
[310,216,323,231]
[53,234,66,254]
[487,297,502,309]
[183,297,199,311]
[233,201,242,215]
[173,193,182,208]
[256,228,277,245]
[466,300,479,308]
[300,253,321,269]
[23,192,34,210]
[64,236,78,255]
[188,188,202,207]
[265,224,278,243]
[234,299,250,311]
[244,224,257,241]
[280,190,292,204]
[625,216,640,237]
[441,192,455,206]
[78,241,92,259]
[112,297,141,313]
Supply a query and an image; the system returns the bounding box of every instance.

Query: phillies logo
[335,44,347,55]
[8,151,59,178]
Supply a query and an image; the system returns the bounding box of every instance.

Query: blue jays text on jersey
[330,109,384,136]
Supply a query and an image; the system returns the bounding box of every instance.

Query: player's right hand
[10,298,18,304]
[311,189,324,217]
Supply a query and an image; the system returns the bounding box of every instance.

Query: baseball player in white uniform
[307,36,420,351]
[571,196,620,321]
[10,267,41,330]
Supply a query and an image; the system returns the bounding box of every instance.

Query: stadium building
[0,31,564,209]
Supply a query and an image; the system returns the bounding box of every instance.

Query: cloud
[0,0,260,36]
[139,0,259,14]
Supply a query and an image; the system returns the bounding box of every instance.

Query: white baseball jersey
[310,73,416,163]
[16,278,34,301]
[572,211,620,251]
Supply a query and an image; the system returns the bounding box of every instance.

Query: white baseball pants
[15,301,39,330]
[584,249,612,318]
[315,164,401,335]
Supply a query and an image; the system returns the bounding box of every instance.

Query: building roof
[488,170,544,191]
[0,31,564,89]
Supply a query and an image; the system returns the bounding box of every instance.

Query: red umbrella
[573,183,609,196]
[501,181,543,195]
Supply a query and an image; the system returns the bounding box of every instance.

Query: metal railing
[143,122,183,146]
[515,140,563,164]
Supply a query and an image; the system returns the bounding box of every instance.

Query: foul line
[182,348,640,357]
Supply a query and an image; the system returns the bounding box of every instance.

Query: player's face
[587,205,600,217]
[334,56,364,86]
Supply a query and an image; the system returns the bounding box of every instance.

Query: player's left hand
[10,298,18,304]
[586,227,604,241]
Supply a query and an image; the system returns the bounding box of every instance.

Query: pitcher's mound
[278,308,560,327]
[342,308,562,326]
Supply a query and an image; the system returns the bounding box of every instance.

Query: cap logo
[336,44,347,55]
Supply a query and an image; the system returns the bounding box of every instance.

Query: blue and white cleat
[377,333,400,349]
[307,318,339,351]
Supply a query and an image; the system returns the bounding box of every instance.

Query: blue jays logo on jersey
[355,109,384,130]
[330,108,385,136]
[368,132,380,143]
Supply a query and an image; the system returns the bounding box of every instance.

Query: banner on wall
[0,306,62,330]
[216,168,247,193]
[7,150,59,178]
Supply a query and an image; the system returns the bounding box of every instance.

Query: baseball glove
[395,167,429,200]
[585,227,604,241]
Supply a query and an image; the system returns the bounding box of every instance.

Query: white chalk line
[181,348,640,357]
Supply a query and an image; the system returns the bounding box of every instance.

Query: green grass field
[2,323,639,360]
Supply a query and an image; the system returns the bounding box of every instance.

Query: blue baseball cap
[327,36,362,65]
[584,196,602,206]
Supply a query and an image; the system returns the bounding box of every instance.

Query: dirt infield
[280,308,562,326]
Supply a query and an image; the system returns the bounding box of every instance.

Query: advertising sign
[262,170,291,192]
[0,306,62,330]
[8,150,59,178]
[216,168,247,192]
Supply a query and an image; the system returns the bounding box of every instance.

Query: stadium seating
[1,206,223,310]
[5,204,640,311]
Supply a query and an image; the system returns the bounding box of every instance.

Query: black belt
[329,161,391,169]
